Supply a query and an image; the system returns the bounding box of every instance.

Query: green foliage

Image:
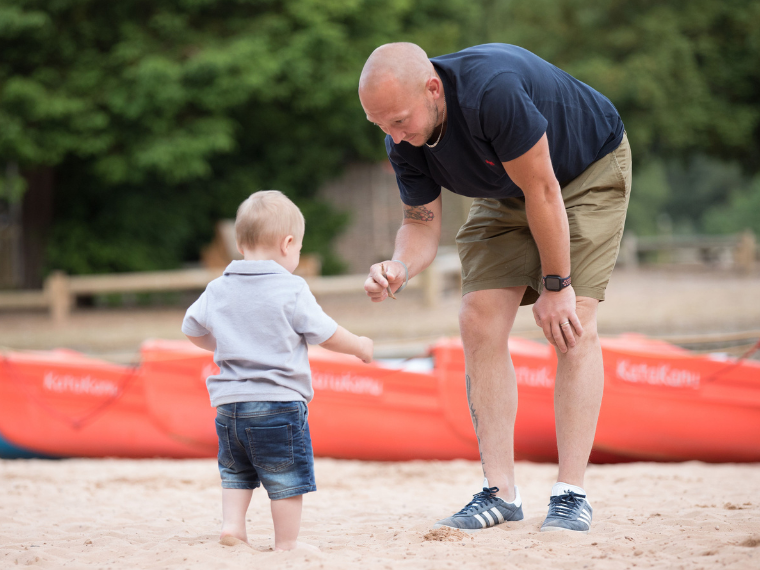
[0,162,25,202]
[662,158,748,234]
[2,0,760,274]
[625,160,670,236]
[473,0,760,239]
[625,156,760,237]
[703,177,760,237]
[1,0,477,274]
[473,0,760,169]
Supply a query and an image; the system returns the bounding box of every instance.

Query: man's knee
[557,296,600,357]
[459,302,490,343]
[575,296,599,335]
[459,288,523,341]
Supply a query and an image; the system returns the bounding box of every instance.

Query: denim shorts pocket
[300,403,308,432]
[214,419,235,469]
[246,424,294,472]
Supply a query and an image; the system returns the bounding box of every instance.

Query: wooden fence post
[45,271,71,325]
[421,261,441,308]
[735,229,757,273]
[619,232,638,268]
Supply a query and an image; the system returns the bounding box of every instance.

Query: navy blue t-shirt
[387,44,624,206]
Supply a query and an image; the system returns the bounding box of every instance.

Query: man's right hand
[364,196,442,303]
[364,260,406,302]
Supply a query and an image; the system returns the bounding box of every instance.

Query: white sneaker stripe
[474,514,487,528]
[491,507,505,523]
[482,511,495,526]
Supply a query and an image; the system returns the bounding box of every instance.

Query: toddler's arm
[320,326,373,363]
[185,333,217,352]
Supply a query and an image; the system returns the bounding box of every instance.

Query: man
[359,42,631,534]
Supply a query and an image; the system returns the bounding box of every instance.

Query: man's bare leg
[459,286,526,502]
[554,296,603,488]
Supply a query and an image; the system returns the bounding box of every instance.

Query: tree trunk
[20,167,55,289]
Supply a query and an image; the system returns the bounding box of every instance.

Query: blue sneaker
[434,486,524,532]
[540,490,593,533]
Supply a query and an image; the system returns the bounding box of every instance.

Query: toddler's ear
[236,243,244,256]
[281,234,295,255]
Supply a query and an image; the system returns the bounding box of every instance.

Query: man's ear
[280,235,294,255]
[426,75,442,100]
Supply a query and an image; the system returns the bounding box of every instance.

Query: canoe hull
[596,339,760,462]
[138,341,481,461]
[0,350,210,458]
[1,336,757,463]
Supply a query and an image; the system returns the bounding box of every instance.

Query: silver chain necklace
[425,99,447,148]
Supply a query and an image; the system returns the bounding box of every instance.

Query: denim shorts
[214,401,316,500]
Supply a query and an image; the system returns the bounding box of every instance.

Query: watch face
[545,276,561,291]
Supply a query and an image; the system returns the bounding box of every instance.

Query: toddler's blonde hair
[235,190,305,250]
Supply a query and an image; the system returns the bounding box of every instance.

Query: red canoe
[596,334,760,462]
[0,335,758,462]
[0,349,208,458]
[136,337,560,461]
[0,338,561,461]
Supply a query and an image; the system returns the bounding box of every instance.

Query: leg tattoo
[466,374,485,469]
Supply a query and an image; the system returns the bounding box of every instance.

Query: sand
[1,458,759,569]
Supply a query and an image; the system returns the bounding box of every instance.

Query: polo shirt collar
[223,259,290,276]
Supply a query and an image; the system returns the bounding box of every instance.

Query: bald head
[359,43,434,98]
[359,43,445,147]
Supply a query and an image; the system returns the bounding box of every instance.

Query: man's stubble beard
[426,99,441,144]
[412,99,440,147]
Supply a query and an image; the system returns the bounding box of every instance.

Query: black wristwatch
[542,274,572,292]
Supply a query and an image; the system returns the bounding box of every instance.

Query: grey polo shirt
[182,260,338,406]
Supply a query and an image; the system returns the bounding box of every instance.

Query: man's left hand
[533,286,583,353]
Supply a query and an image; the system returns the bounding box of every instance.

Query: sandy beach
[1,457,759,569]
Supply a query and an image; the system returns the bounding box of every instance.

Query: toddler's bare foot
[219,532,251,547]
[274,540,320,552]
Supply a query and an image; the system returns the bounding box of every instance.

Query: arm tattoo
[466,374,485,468]
[403,205,435,222]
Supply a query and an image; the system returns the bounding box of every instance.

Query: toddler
[182,190,373,551]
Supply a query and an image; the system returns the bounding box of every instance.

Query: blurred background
[0,0,759,354]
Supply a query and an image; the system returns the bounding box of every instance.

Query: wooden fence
[0,249,462,324]
[2,229,756,323]
[618,229,756,271]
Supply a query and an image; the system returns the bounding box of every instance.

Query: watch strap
[542,274,572,291]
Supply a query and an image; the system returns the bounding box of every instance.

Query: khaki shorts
[456,132,632,306]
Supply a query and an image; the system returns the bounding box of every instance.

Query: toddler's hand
[357,336,374,364]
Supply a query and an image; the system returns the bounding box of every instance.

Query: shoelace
[455,486,501,516]
[547,490,587,520]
